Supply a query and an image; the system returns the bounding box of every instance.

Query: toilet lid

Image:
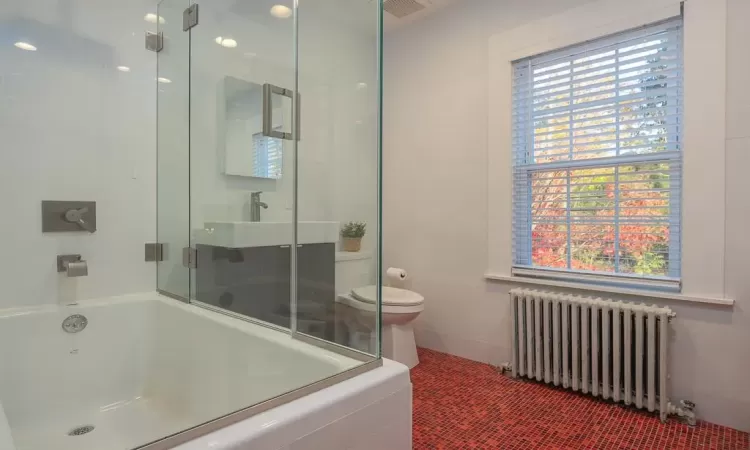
[351,285,424,306]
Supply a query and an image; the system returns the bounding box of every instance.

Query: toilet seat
[336,294,424,314]
[351,285,424,306]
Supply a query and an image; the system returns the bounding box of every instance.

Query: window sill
[484,272,735,306]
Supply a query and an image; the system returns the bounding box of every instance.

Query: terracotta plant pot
[342,237,362,252]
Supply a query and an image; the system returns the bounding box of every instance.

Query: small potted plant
[341,221,366,252]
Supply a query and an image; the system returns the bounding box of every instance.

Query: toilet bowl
[336,285,424,368]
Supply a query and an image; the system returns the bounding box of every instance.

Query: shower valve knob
[64,207,87,222]
[64,207,94,233]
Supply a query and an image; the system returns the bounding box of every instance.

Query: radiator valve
[668,400,697,426]
[496,363,512,375]
[681,400,696,410]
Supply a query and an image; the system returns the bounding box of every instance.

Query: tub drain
[68,425,95,436]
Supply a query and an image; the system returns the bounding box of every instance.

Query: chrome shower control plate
[62,315,88,333]
[42,201,97,233]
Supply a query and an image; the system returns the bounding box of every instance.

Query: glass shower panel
[183,0,372,430]
[188,1,296,329]
[296,0,382,356]
[157,0,191,300]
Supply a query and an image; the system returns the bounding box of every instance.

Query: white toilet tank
[335,252,374,295]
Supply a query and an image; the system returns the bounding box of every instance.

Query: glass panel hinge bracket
[145,243,164,262]
[183,4,199,31]
[145,32,163,52]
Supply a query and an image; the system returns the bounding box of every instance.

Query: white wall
[383,0,750,431]
[0,0,158,308]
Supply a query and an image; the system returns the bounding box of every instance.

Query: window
[511,17,683,289]
[252,132,283,179]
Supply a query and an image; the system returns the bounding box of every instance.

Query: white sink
[195,221,340,248]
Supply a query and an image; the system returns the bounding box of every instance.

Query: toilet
[334,253,424,368]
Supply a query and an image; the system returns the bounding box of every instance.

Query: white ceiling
[292,0,470,35]
[383,0,469,31]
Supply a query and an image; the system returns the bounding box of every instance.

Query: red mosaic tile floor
[411,348,749,450]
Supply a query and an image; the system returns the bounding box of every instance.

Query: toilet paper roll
[386,267,408,286]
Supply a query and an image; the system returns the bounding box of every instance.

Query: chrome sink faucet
[249,191,268,222]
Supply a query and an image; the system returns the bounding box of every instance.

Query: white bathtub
[0,293,410,450]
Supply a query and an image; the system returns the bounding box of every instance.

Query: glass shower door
[187,0,298,332]
[185,0,382,353]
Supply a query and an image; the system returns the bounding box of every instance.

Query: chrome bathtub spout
[57,254,88,277]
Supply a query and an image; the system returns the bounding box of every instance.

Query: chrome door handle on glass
[64,207,95,233]
[262,83,300,141]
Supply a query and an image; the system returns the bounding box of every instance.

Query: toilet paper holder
[57,254,88,277]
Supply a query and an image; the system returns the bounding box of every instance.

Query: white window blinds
[252,133,283,179]
[511,17,683,288]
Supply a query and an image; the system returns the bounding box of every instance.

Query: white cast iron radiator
[509,288,695,424]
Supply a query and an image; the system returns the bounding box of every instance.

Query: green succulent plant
[341,221,366,238]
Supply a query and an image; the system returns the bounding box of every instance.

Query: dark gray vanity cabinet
[195,243,335,340]
[296,243,336,340]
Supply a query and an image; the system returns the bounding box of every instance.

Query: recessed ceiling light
[14,42,37,51]
[117,66,131,72]
[270,5,292,19]
[144,13,165,24]
[221,38,237,48]
[215,37,238,48]
[356,82,368,90]
[157,77,172,84]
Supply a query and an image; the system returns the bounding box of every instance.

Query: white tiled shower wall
[0,0,158,307]
[0,0,379,308]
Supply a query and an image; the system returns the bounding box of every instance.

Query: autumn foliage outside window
[512,18,683,281]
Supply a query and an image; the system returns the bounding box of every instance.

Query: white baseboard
[414,326,510,367]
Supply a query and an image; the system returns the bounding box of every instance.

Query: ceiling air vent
[383,0,426,18]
